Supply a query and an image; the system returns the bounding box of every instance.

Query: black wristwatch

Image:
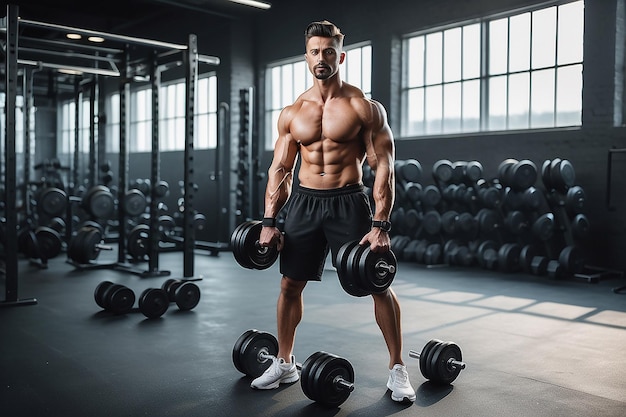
[372,220,392,232]
[262,217,277,227]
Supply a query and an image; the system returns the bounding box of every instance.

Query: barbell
[230,221,397,297]
[232,329,355,408]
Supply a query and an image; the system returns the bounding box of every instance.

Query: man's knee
[280,276,307,298]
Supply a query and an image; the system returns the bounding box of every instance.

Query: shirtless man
[251,20,416,403]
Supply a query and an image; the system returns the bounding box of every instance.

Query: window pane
[405,88,424,135]
[425,32,443,85]
[556,64,582,126]
[558,1,584,65]
[347,48,362,87]
[488,75,507,130]
[444,28,462,82]
[462,79,480,131]
[197,78,208,113]
[362,45,372,95]
[425,85,442,134]
[508,72,530,129]
[208,75,217,113]
[489,18,508,75]
[463,24,481,79]
[532,7,556,69]
[531,68,555,128]
[281,64,293,107]
[443,82,461,133]
[509,13,530,72]
[407,36,425,87]
[293,61,307,97]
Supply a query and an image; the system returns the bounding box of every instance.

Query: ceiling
[1,0,279,86]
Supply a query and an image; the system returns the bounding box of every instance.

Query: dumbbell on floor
[161,278,202,311]
[408,339,466,384]
[94,280,200,318]
[232,330,355,408]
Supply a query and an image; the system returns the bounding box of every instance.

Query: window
[64,73,217,155]
[265,43,372,149]
[401,0,584,137]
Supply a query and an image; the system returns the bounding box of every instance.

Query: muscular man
[251,20,416,403]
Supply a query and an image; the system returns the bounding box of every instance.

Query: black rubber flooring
[1,248,626,417]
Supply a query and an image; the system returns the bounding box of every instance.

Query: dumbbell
[233,330,355,408]
[408,339,466,384]
[161,278,202,311]
[94,281,170,318]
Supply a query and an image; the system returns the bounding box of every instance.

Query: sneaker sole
[390,392,416,403]
[251,373,300,390]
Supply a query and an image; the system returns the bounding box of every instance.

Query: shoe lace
[393,366,408,385]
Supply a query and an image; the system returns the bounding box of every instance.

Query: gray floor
[1,248,626,417]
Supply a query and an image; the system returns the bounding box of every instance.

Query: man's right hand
[259,226,285,251]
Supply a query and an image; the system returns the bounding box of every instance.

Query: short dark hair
[304,20,344,48]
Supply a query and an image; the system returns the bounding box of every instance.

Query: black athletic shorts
[280,183,373,281]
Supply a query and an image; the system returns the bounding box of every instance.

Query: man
[252,20,416,403]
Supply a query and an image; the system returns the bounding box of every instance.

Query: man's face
[305,36,345,80]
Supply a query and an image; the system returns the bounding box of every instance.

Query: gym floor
[1,247,625,417]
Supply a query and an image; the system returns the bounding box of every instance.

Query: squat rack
[1,4,220,307]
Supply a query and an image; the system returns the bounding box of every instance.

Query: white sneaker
[387,364,416,402]
[250,355,299,390]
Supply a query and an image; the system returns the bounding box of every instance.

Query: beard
[314,64,333,80]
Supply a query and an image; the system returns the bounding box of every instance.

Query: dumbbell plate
[232,329,257,375]
[108,285,135,315]
[138,288,169,319]
[236,330,279,378]
[175,282,201,311]
[336,241,370,297]
[300,351,327,404]
[419,339,442,381]
[306,352,354,407]
[94,281,115,309]
[429,341,463,384]
[358,246,396,294]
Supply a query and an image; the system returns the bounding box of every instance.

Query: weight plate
[421,185,441,207]
[572,214,590,239]
[231,221,256,269]
[358,246,396,293]
[161,278,179,301]
[559,245,585,274]
[565,185,585,214]
[89,189,115,219]
[424,243,442,265]
[82,227,104,262]
[555,159,576,192]
[425,340,445,382]
[541,159,553,189]
[430,342,463,384]
[233,329,257,375]
[498,243,521,272]
[422,211,442,236]
[138,288,169,319]
[523,187,542,211]
[35,227,62,260]
[477,240,498,269]
[510,159,537,191]
[400,159,422,183]
[311,353,354,407]
[243,221,279,270]
[419,339,441,381]
[441,211,459,235]
[347,243,371,297]
[497,158,518,186]
[483,248,499,270]
[505,211,526,235]
[404,182,422,202]
[336,241,370,297]
[432,160,453,183]
[404,209,421,230]
[39,187,67,217]
[102,283,124,311]
[127,224,149,260]
[548,158,563,191]
[108,285,136,315]
[476,208,498,234]
[175,282,201,311]
[124,189,148,217]
[519,245,539,273]
[239,330,278,378]
[530,256,549,276]
[479,186,501,209]
[531,213,555,241]
[94,281,115,309]
[465,160,483,183]
[402,240,419,262]
[300,351,327,404]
